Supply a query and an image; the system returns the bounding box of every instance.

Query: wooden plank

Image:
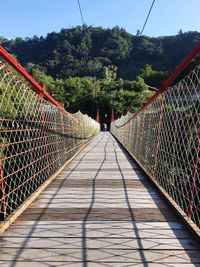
[49,179,152,188]
[0,262,199,267]
[11,221,186,229]
[0,248,199,263]
[4,228,191,239]
[0,262,198,267]
[0,237,199,250]
[17,207,178,222]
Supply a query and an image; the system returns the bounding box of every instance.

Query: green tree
[139,64,168,88]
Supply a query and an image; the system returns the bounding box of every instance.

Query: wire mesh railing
[111,44,200,229]
[0,46,100,221]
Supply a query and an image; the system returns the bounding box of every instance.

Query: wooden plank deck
[0,132,200,266]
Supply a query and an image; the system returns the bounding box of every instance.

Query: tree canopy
[1,26,199,80]
[1,26,199,120]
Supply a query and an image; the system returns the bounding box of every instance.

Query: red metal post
[188,132,200,218]
[0,159,6,219]
[153,93,166,177]
[139,110,145,157]
[127,114,131,149]
[96,107,100,123]
[39,91,50,176]
[111,108,115,122]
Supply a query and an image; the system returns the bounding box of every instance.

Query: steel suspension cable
[140,0,156,36]
[77,0,85,25]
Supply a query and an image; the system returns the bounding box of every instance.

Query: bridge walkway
[0,132,200,266]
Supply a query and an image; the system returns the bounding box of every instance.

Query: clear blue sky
[1,0,200,39]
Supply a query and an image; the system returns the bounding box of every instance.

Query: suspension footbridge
[0,43,200,266]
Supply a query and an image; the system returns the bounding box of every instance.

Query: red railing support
[188,132,200,218]
[96,107,100,123]
[39,92,50,176]
[0,160,6,219]
[153,93,166,176]
[111,109,115,122]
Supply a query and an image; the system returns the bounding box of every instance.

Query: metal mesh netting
[111,64,200,229]
[0,58,100,220]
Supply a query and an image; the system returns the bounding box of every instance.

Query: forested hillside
[1,26,199,118]
[1,26,200,79]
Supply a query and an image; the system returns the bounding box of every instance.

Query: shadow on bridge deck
[0,132,200,266]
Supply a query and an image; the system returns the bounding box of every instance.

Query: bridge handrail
[0,46,100,221]
[111,42,200,230]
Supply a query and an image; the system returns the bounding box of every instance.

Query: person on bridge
[103,123,107,131]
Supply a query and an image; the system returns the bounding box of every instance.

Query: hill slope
[1,26,200,80]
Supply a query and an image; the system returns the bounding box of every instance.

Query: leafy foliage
[1,26,200,80]
[1,26,199,120]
